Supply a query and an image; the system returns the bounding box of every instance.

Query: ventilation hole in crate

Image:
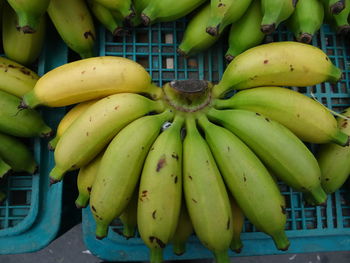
[327,48,335,56]
[9,190,29,205]
[136,56,149,68]
[9,219,22,227]
[105,44,123,54]
[162,57,174,69]
[187,58,198,69]
[162,32,174,44]
[136,31,149,43]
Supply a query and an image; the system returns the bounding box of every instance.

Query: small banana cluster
[19,41,349,262]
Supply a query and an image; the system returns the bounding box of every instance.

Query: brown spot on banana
[149,236,166,248]
[264,60,269,64]
[152,210,157,219]
[84,31,95,40]
[156,157,166,172]
[174,176,178,184]
[171,153,179,160]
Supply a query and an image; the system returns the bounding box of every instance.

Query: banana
[287,0,324,44]
[323,0,345,14]
[0,190,6,204]
[94,0,134,19]
[197,115,289,251]
[206,0,252,36]
[0,90,52,138]
[325,0,350,34]
[119,186,139,239]
[171,201,193,256]
[138,115,184,262]
[21,56,162,109]
[129,0,150,27]
[225,0,264,62]
[183,117,232,263]
[75,152,103,209]
[141,0,206,26]
[47,0,96,59]
[206,109,327,205]
[90,110,173,240]
[0,158,11,179]
[49,93,165,183]
[212,41,342,98]
[0,132,37,174]
[317,108,350,194]
[48,99,99,151]
[260,0,297,34]
[214,87,349,146]
[229,195,244,253]
[2,2,45,66]
[0,56,39,98]
[87,0,124,36]
[7,0,50,33]
[177,4,221,57]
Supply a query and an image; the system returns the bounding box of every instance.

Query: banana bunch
[24,41,348,262]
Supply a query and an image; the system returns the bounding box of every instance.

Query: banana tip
[41,130,54,139]
[261,24,276,35]
[49,177,60,186]
[18,100,29,110]
[17,25,36,34]
[95,235,106,240]
[141,13,151,26]
[330,2,345,15]
[298,33,313,44]
[113,27,126,37]
[177,48,188,57]
[225,54,235,62]
[206,26,219,37]
[75,202,87,209]
[279,244,290,252]
[337,25,350,35]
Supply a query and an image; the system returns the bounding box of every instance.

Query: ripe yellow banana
[21,56,162,109]
[138,115,184,262]
[317,108,350,194]
[119,186,139,239]
[49,93,165,183]
[75,152,103,209]
[229,195,244,253]
[49,99,99,151]
[197,115,289,251]
[183,117,232,263]
[212,42,342,98]
[207,109,327,206]
[0,57,39,98]
[90,110,173,240]
[214,87,349,146]
[0,158,11,179]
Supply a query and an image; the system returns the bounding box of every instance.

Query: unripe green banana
[119,186,139,239]
[207,109,327,205]
[75,152,103,209]
[197,115,289,251]
[214,87,349,146]
[287,0,324,43]
[0,132,37,174]
[129,0,150,27]
[225,0,264,62]
[229,195,244,253]
[260,0,297,34]
[138,115,184,262]
[206,0,252,36]
[7,0,50,33]
[49,93,165,183]
[141,0,206,26]
[317,108,350,194]
[171,201,193,256]
[0,158,11,179]
[324,0,350,34]
[323,0,345,15]
[2,2,45,66]
[0,90,52,138]
[90,110,173,240]
[177,4,220,57]
[94,0,134,19]
[183,117,232,263]
[47,0,96,59]
[49,99,99,151]
[212,42,342,98]
[0,56,39,98]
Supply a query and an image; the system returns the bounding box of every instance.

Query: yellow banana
[138,115,184,262]
[212,42,342,98]
[90,110,173,240]
[214,87,349,146]
[119,186,139,239]
[49,93,165,183]
[21,56,162,109]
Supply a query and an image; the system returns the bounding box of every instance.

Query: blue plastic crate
[80,22,350,261]
[0,31,67,254]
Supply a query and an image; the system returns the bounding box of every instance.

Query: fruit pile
[18,41,350,262]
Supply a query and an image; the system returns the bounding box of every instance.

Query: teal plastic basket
[0,31,67,254]
[79,22,350,261]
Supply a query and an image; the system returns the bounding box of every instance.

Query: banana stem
[214,250,230,263]
[150,248,163,263]
[271,231,290,251]
[48,136,60,151]
[16,11,39,33]
[230,238,243,253]
[212,83,230,99]
[122,224,136,239]
[172,241,186,256]
[75,194,89,209]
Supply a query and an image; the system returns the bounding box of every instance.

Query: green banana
[225,0,264,62]
[214,87,349,146]
[0,56,39,98]
[323,0,345,15]
[171,201,193,256]
[229,195,244,253]
[0,90,52,138]
[119,186,139,239]
[49,93,165,183]
[206,0,252,36]
[212,41,342,98]
[75,152,103,209]
[197,115,289,251]
[7,0,50,33]
[317,108,350,194]
[206,109,327,205]
[260,0,297,34]
[94,0,134,19]
[138,115,184,262]
[177,4,221,57]
[87,0,124,36]
[90,110,173,240]
[47,0,96,59]
[141,0,206,26]
[0,158,11,179]
[0,132,37,174]
[287,0,324,43]
[2,2,46,66]
[183,117,232,263]
[129,0,150,27]
[324,0,350,34]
